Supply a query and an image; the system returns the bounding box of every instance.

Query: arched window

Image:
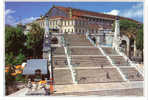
[83,30,85,33]
[79,29,81,33]
[75,29,77,33]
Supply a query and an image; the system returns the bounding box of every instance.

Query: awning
[23,59,48,75]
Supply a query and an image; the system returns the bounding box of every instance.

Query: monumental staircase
[51,34,143,86]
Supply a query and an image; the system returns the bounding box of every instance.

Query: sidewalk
[9,88,28,96]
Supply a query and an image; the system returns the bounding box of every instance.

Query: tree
[26,23,44,58]
[120,20,143,50]
[120,19,143,60]
[136,25,143,50]
[120,19,138,38]
[5,26,26,56]
[136,25,143,61]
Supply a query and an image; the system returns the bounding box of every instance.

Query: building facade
[26,5,141,59]
[33,5,116,46]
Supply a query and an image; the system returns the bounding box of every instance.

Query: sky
[5,2,143,26]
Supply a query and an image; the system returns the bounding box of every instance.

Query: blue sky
[5,2,143,26]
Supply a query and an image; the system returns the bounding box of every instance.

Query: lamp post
[43,15,54,94]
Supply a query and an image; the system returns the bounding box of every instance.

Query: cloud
[5,9,16,26]
[104,3,143,22]
[120,3,143,18]
[5,9,15,16]
[20,17,40,25]
[105,9,120,16]
[5,9,39,26]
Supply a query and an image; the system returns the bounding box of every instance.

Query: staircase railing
[115,47,144,76]
[62,36,77,84]
[116,47,134,66]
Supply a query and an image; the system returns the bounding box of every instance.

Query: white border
[0,0,5,98]
[4,0,145,2]
[0,0,147,100]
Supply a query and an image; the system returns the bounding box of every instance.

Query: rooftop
[45,6,141,24]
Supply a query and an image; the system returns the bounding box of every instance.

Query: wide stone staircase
[63,34,93,46]
[51,34,143,95]
[71,56,111,67]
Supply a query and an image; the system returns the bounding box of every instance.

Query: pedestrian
[64,60,68,65]
[92,37,96,44]
[27,79,32,92]
[101,65,103,69]
[54,60,57,65]
[106,72,110,79]
[43,86,50,95]
[136,72,141,78]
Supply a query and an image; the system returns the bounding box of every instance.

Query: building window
[92,29,94,33]
[72,20,74,25]
[79,29,81,33]
[75,20,77,26]
[79,20,81,26]
[63,21,65,26]
[62,21,64,26]
[83,30,85,33]
[78,20,80,26]
[75,29,77,33]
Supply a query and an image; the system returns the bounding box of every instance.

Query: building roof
[50,16,65,19]
[53,6,141,24]
[23,59,48,75]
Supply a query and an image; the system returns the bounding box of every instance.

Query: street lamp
[42,15,55,94]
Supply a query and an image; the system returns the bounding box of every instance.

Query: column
[127,44,130,56]
[113,17,120,50]
[134,40,137,56]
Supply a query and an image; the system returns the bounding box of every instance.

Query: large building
[34,5,139,34]
[26,5,142,59]
[35,6,115,34]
